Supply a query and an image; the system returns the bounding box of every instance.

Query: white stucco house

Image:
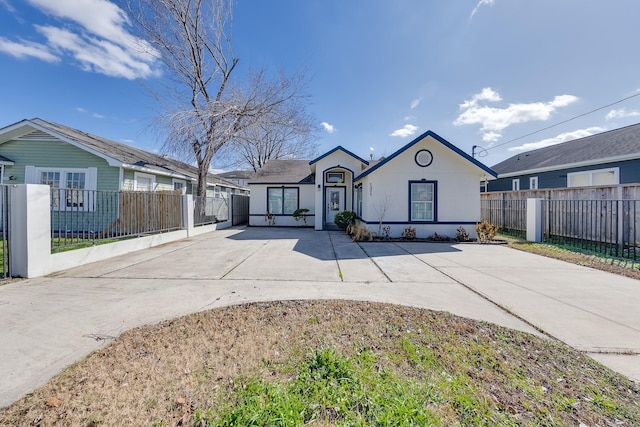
[248,130,497,238]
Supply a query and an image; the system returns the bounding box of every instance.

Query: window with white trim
[529,176,538,190]
[567,167,619,187]
[512,179,520,191]
[172,178,187,194]
[409,181,436,222]
[134,172,156,191]
[25,166,97,211]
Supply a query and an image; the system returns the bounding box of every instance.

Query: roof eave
[18,119,125,167]
[496,152,640,178]
[309,146,369,166]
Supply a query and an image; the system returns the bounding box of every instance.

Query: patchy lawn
[502,235,640,280]
[1,300,638,426]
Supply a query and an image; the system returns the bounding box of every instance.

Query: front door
[325,187,345,226]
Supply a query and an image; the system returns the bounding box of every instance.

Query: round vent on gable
[414,149,433,167]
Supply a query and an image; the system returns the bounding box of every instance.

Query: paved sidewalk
[1,227,638,408]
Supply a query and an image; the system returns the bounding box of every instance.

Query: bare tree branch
[125,0,316,196]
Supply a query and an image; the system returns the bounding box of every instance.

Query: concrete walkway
[1,227,639,408]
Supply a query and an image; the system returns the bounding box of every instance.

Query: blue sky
[1,0,640,170]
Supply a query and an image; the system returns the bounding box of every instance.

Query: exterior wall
[311,151,366,230]
[488,158,640,191]
[0,138,119,190]
[249,183,315,226]
[122,169,177,191]
[357,136,485,239]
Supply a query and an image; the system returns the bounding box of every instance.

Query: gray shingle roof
[13,118,243,189]
[218,170,254,180]
[248,159,314,184]
[491,123,640,175]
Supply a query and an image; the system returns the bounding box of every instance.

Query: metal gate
[232,194,249,226]
[0,185,9,278]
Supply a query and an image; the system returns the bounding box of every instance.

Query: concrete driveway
[1,226,639,408]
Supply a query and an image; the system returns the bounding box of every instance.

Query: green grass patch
[3,301,638,426]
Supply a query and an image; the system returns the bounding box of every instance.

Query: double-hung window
[267,187,298,215]
[409,181,436,222]
[26,166,97,211]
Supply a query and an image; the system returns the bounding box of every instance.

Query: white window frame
[529,176,538,190]
[134,172,156,191]
[25,166,97,211]
[172,178,187,194]
[567,167,619,188]
[512,179,520,191]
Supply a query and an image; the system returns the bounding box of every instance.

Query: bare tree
[125,0,313,196]
[222,100,319,172]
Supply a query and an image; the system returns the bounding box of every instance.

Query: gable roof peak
[309,145,369,166]
[356,129,496,179]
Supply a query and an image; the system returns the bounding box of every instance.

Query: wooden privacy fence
[481,185,640,260]
[116,190,182,234]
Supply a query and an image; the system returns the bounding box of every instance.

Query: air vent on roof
[16,130,56,141]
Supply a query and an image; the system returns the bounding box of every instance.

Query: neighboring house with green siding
[0,118,247,198]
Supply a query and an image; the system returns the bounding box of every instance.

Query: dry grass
[503,235,640,280]
[1,300,638,426]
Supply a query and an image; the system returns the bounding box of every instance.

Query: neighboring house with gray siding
[0,118,247,198]
[487,123,640,192]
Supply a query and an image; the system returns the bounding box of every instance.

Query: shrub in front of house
[476,219,498,243]
[334,210,356,230]
[292,208,310,225]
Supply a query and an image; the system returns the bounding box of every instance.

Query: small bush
[334,210,356,230]
[430,232,449,241]
[292,208,309,225]
[456,226,470,242]
[382,225,391,240]
[401,227,416,240]
[476,219,498,243]
[350,222,373,241]
[264,211,276,226]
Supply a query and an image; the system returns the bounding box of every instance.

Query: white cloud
[508,127,605,152]
[321,122,336,133]
[36,25,157,79]
[410,98,421,109]
[470,0,495,19]
[0,0,16,13]
[0,36,59,62]
[389,124,418,138]
[606,108,640,120]
[0,0,160,79]
[454,87,578,142]
[76,106,105,119]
